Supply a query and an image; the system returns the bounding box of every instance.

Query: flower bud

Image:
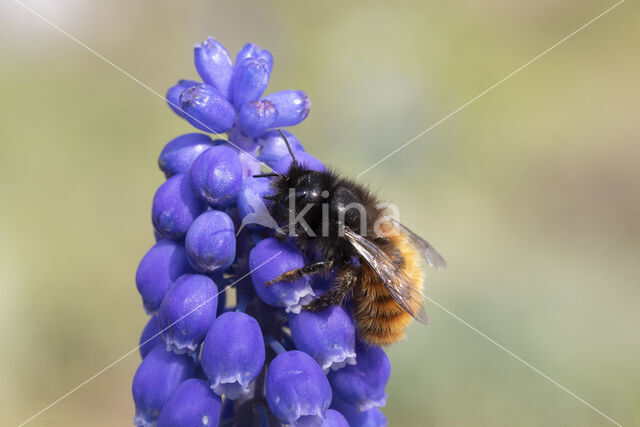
[158,133,217,178]
[194,37,234,99]
[139,316,162,359]
[289,305,356,372]
[273,151,327,175]
[152,174,206,239]
[237,99,277,137]
[184,210,236,273]
[166,79,198,118]
[190,145,243,207]
[200,311,266,399]
[136,239,192,313]
[257,129,306,166]
[157,378,222,427]
[157,274,218,354]
[266,350,332,426]
[249,238,315,314]
[132,345,195,426]
[264,90,311,127]
[235,43,273,75]
[232,57,271,109]
[328,344,390,411]
[179,84,235,133]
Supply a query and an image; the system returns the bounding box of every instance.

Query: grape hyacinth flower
[156,274,218,354]
[288,305,357,372]
[132,345,196,426]
[200,311,266,399]
[131,37,395,426]
[328,343,391,411]
[266,350,332,425]
[249,238,316,314]
[157,378,222,427]
[136,239,192,313]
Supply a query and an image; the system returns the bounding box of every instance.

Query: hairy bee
[260,131,446,345]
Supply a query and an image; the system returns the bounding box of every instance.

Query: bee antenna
[277,128,297,164]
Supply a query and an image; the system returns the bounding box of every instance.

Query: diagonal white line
[356,0,625,178]
[17,251,283,427]
[9,0,284,177]
[424,294,623,426]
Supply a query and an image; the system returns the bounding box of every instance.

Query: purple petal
[135,239,192,313]
[158,133,217,178]
[232,57,271,109]
[200,311,265,399]
[194,37,234,99]
[249,238,315,313]
[166,79,198,118]
[156,274,218,354]
[266,350,332,425]
[152,174,206,239]
[179,84,235,133]
[132,345,195,426]
[264,90,311,127]
[189,145,243,207]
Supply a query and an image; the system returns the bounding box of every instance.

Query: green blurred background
[1,0,638,425]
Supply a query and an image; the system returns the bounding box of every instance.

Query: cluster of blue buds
[132,37,390,426]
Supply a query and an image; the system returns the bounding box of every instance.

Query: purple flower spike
[179,84,236,133]
[157,378,222,427]
[289,305,357,372]
[321,409,350,427]
[132,345,195,427]
[190,145,243,207]
[257,129,306,166]
[136,37,405,426]
[157,274,218,354]
[200,311,266,399]
[158,133,217,178]
[331,395,387,427]
[266,350,332,426]
[264,90,311,127]
[139,316,162,359]
[328,344,390,411]
[194,37,234,100]
[249,238,315,313]
[273,151,327,175]
[235,43,273,75]
[232,57,271,109]
[237,177,277,232]
[185,210,236,273]
[166,79,198,118]
[237,99,277,137]
[136,239,192,313]
[152,174,206,239]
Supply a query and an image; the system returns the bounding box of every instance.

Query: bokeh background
[1,0,638,426]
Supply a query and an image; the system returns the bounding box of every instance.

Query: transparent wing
[385,216,447,270]
[344,228,428,324]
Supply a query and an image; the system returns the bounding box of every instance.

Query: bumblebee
[260,131,446,345]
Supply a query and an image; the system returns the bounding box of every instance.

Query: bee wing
[385,216,447,270]
[343,227,429,324]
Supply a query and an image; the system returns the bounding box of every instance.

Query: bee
[258,130,446,345]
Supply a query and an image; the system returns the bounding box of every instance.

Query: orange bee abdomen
[353,229,425,346]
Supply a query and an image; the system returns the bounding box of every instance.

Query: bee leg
[303,268,357,312]
[252,172,281,178]
[265,260,334,287]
